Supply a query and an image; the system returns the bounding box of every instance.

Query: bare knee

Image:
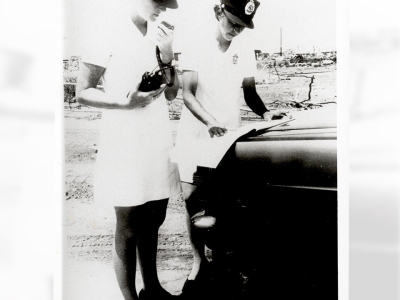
[114,226,138,260]
[114,206,142,257]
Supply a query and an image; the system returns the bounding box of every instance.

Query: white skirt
[93,99,182,215]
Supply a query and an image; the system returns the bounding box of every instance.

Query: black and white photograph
[62,0,338,299]
[4,0,400,299]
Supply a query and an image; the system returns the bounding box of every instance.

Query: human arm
[242,77,268,117]
[163,65,179,101]
[242,77,289,121]
[76,62,166,109]
[182,70,227,137]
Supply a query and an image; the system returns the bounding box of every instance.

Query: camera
[138,70,165,92]
[137,45,176,92]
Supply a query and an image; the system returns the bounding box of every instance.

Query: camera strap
[156,46,175,87]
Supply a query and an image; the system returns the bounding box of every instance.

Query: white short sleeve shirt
[81,9,181,208]
[174,25,257,182]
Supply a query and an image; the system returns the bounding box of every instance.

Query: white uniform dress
[174,29,257,183]
[81,10,181,210]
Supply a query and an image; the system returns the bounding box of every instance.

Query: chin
[148,14,158,22]
[224,34,234,41]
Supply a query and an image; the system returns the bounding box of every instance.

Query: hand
[155,22,174,63]
[207,121,228,138]
[125,82,166,109]
[263,110,292,122]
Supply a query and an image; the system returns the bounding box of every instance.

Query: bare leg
[137,199,169,293]
[113,199,170,300]
[182,182,207,281]
[114,206,142,300]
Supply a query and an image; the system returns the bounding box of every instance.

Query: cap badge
[245,0,255,15]
[233,54,238,64]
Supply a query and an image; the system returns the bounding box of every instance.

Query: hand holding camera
[135,21,176,94]
[138,69,166,92]
[125,81,166,109]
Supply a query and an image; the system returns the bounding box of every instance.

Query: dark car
[198,108,337,300]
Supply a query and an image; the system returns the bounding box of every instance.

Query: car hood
[269,107,336,131]
[242,107,337,141]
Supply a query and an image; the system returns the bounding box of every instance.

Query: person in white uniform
[175,0,288,297]
[76,0,181,299]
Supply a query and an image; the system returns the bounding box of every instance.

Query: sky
[64,0,336,59]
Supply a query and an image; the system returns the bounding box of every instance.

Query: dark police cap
[221,0,260,29]
[153,0,178,9]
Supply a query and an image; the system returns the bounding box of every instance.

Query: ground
[63,66,336,299]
